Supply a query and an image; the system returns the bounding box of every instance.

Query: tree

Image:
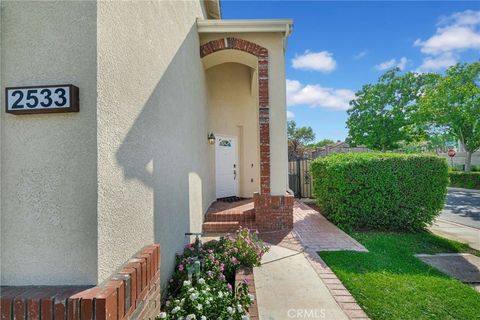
[420,62,480,171]
[287,120,315,159]
[307,139,335,149]
[347,68,432,151]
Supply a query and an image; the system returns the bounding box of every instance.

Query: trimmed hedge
[449,171,480,190]
[311,153,449,231]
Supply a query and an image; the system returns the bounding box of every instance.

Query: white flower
[201,316,207,320]
[248,294,255,302]
[190,293,199,300]
[165,300,171,306]
[242,316,250,320]
[172,306,180,314]
[198,278,205,285]
[188,287,195,293]
[218,291,224,298]
[196,304,203,310]
[237,304,243,312]
[227,306,234,314]
[183,280,191,286]
[158,312,167,319]
[186,315,196,320]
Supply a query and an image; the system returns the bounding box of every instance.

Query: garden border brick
[0,244,160,320]
[304,249,370,320]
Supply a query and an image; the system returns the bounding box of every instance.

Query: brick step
[202,220,259,233]
[205,209,255,222]
[202,221,240,233]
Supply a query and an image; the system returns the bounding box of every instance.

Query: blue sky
[221,1,480,141]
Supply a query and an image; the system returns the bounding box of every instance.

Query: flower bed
[157,227,268,320]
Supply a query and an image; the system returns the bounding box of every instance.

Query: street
[441,188,480,229]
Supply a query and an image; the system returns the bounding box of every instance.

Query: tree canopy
[347,68,432,151]
[419,62,480,171]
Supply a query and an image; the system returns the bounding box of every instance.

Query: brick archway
[200,38,270,195]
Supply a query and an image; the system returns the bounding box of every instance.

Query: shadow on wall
[115,25,214,287]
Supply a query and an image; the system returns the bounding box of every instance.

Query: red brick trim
[200,38,270,195]
[254,193,294,232]
[0,244,161,320]
[235,267,259,320]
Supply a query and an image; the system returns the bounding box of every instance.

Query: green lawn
[319,232,480,320]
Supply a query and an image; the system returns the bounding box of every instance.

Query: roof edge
[197,19,293,36]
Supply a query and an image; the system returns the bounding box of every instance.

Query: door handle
[234,170,237,180]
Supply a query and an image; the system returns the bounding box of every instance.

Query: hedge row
[449,171,480,190]
[311,153,449,231]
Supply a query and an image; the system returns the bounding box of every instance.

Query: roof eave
[197,19,293,37]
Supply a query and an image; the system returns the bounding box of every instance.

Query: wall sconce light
[208,132,215,145]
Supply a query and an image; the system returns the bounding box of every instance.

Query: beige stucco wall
[206,63,260,197]
[97,1,213,285]
[200,32,289,196]
[0,1,98,285]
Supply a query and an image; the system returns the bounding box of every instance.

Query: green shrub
[449,171,480,189]
[311,153,449,231]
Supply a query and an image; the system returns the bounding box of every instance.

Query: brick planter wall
[235,267,259,320]
[0,244,160,320]
[254,193,294,232]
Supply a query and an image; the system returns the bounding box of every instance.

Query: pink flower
[233,247,239,253]
[231,256,238,265]
[220,263,225,272]
[178,264,184,271]
[227,283,232,290]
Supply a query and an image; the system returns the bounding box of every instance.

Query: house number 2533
[5,84,79,114]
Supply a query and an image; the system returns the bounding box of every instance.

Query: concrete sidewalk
[254,245,350,320]
[429,218,480,251]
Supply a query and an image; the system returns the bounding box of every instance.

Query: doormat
[218,196,244,203]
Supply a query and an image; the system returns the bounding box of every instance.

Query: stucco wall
[97,1,212,285]
[206,63,260,197]
[0,1,98,285]
[200,33,289,196]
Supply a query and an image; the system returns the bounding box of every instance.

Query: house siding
[97,0,212,286]
[1,0,213,287]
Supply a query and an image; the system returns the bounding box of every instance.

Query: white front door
[215,135,238,199]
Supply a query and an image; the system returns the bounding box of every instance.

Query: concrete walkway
[205,201,369,319]
[429,218,480,250]
[254,245,349,320]
[255,202,369,320]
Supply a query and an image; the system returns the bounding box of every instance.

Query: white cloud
[292,51,337,72]
[374,57,409,71]
[414,10,480,55]
[416,53,458,72]
[287,110,295,118]
[354,50,368,60]
[286,79,355,111]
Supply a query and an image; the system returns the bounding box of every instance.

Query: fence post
[296,158,302,199]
